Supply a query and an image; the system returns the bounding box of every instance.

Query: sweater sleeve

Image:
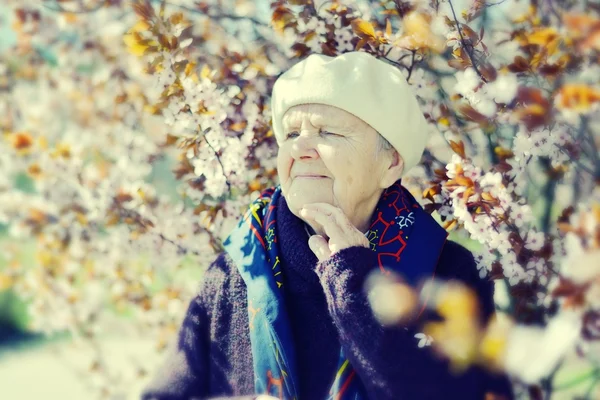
[315,245,514,400]
[142,253,235,400]
[141,293,210,400]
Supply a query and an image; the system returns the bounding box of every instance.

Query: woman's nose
[290,134,319,160]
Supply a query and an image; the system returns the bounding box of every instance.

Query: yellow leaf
[169,12,185,26]
[523,103,548,116]
[494,147,514,159]
[438,117,450,126]
[131,20,151,33]
[123,34,148,56]
[200,64,211,80]
[422,186,439,201]
[546,38,560,56]
[75,213,88,226]
[443,219,458,231]
[184,62,197,78]
[63,12,78,24]
[556,84,600,111]
[462,187,475,201]
[481,192,496,201]
[478,315,513,370]
[385,19,392,38]
[527,28,559,46]
[27,163,42,178]
[351,18,376,39]
[230,121,247,132]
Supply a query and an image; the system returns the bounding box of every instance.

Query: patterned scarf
[222,181,448,400]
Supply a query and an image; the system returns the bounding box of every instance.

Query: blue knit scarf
[222,181,448,399]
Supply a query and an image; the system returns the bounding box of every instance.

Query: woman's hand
[300,203,370,262]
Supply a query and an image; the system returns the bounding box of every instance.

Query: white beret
[271,51,430,176]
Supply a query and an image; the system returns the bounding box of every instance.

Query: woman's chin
[285,191,331,213]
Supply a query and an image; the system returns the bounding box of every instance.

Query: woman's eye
[285,131,299,139]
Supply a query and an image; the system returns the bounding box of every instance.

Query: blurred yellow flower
[393,12,445,53]
[555,84,600,113]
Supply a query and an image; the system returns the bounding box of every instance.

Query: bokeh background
[1,0,599,399]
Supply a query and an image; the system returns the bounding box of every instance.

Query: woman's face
[277,104,401,233]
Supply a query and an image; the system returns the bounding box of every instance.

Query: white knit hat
[271,51,430,177]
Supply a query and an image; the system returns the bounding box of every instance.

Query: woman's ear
[380,150,404,189]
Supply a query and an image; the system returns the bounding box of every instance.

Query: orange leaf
[271,6,294,33]
[556,84,600,112]
[230,121,247,132]
[423,186,440,201]
[448,58,472,70]
[355,37,369,51]
[455,176,474,187]
[11,132,34,150]
[458,104,490,124]
[449,140,466,158]
[462,186,475,201]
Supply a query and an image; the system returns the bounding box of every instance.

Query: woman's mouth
[295,175,328,179]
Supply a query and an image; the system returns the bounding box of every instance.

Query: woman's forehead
[282,104,361,129]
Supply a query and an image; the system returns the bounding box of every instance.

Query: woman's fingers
[308,234,331,261]
[301,203,369,255]
[303,203,349,228]
[301,206,345,242]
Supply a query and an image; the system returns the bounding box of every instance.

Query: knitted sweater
[142,195,514,400]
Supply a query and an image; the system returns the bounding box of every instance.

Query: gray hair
[375,133,394,160]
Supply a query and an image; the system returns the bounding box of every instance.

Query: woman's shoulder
[436,239,479,280]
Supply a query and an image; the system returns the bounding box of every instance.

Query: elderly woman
[142,52,513,400]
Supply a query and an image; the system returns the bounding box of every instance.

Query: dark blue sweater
[142,195,514,400]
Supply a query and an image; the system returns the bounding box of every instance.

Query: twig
[447,0,486,82]
[543,0,563,25]
[541,358,564,400]
[540,157,557,235]
[406,50,417,82]
[204,132,232,195]
[158,232,201,256]
[581,115,600,178]
[554,144,596,176]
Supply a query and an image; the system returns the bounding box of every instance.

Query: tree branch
[448,0,486,82]
[204,131,232,195]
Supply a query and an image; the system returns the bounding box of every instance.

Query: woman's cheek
[276,151,292,183]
